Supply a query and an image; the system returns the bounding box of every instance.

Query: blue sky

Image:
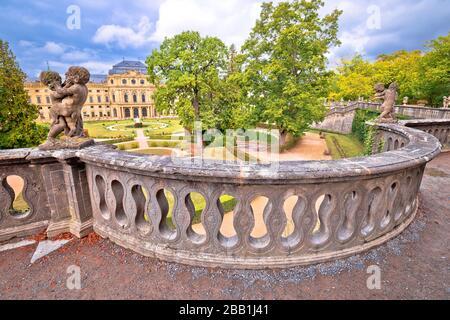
[1,0,449,78]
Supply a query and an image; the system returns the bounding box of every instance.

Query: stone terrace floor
[0,153,449,300]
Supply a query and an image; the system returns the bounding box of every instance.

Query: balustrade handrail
[75,123,440,183]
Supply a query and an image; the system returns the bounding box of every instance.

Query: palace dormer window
[140,80,145,85]
[122,79,127,85]
[131,79,136,85]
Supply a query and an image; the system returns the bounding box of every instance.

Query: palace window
[46,96,50,104]
[112,95,116,102]
[110,80,114,84]
[122,79,127,85]
[131,79,136,85]
[36,96,41,104]
[105,96,109,102]
[91,112,95,117]
[142,95,146,102]
[133,94,137,103]
[140,80,145,85]
[124,93,129,103]
[97,96,101,103]
[89,96,94,103]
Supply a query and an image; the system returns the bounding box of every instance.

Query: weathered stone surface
[38,66,91,150]
[314,101,450,134]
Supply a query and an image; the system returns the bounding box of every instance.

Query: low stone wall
[314,102,450,134]
[0,120,445,269]
[0,149,93,241]
[81,123,441,268]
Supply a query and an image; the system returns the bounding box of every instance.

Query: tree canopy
[329,32,450,106]
[239,0,342,137]
[146,31,229,131]
[0,40,47,149]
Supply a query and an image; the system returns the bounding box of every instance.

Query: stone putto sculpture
[39,66,94,150]
[443,96,449,109]
[374,82,398,123]
[403,96,409,106]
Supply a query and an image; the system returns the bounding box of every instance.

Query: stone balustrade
[326,101,450,119]
[0,149,93,241]
[0,121,445,269]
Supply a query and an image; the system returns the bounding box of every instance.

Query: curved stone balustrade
[327,101,450,119]
[76,123,441,269]
[0,121,445,268]
[400,119,450,150]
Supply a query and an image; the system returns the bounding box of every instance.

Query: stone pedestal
[43,154,93,238]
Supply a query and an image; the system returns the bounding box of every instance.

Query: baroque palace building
[24,60,170,122]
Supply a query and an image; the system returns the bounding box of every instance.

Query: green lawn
[323,132,365,160]
[10,192,30,215]
[84,119,183,139]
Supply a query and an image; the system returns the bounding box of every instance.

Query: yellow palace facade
[24,60,171,122]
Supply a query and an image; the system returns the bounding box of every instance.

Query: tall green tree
[372,50,422,101]
[0,40,47,149]
[330,51,422,102]
[146,31,229,131]
[418,32,450,106]
[240,0,342,138]
[329,55,375,101]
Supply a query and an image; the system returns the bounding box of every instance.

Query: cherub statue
[403,96,409,106]
[39,66,93,150]
[40,71,78,136]
[374,82,398,123]
[443,96,449,109]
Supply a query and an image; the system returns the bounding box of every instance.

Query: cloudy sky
[0,0,449,77]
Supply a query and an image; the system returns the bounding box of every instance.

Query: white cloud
[150,0,262,47]
[92,16,153,48]
[48,60,115,75]
[79,61,115,74]
[61,50,95,61]
[18,40,34,47]
[43,42,65,55]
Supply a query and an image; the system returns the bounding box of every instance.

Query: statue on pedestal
[403,96,409,106]
[39,66,94,150]
[374,82,398,123]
